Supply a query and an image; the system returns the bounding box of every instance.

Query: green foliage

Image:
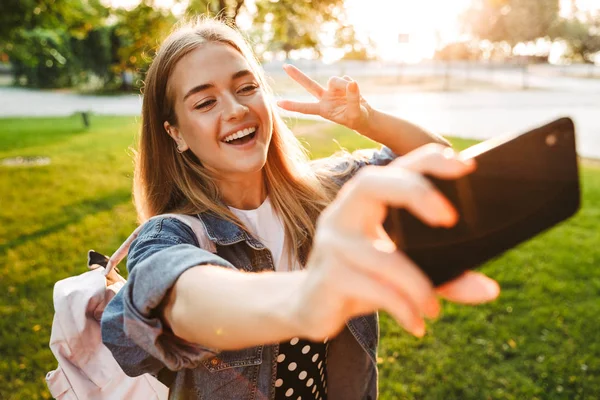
[186,0,245,26]
[10,28,77,88]
[2,0,111,88]
[463,0,561,46]
[555,16,600,63]
[8,26,118,89]
[335,24,377,61]
[112,1,176,88]
[255,0,343,58]
[2,0,349,89]
[0,0,108,43]
[74,26,116,84]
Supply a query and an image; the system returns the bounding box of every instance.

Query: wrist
[356,105,378,139]
[272,270,313,339]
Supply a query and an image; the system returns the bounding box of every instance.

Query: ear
[164,121,189,152]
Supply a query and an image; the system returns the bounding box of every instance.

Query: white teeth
[224,126,257,143]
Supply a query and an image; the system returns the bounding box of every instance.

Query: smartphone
[383,117,581,286]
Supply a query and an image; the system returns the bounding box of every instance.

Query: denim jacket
[101,147,397,400]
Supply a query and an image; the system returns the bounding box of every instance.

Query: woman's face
[165,43,273,180]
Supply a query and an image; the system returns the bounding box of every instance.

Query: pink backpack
[45,214,214,399]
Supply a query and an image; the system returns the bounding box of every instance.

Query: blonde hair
[135,18,346,264]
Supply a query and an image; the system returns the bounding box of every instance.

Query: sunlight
[105,0,599,62]
[344,0,472,62]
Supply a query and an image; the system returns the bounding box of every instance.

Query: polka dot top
[274,336,328,400]
[229,200,328,398]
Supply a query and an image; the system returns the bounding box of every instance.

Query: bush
[10,28,77,88]
[9,26,117,89]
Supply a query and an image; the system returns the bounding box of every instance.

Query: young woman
[101,18,500,400]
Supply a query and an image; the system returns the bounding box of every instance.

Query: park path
[1,68,598,158]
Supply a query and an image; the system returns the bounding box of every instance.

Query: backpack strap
[103,214,216,277]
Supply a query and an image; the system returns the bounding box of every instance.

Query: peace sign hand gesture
[277,64,373,133]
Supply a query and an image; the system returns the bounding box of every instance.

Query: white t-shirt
[229,197,300,272]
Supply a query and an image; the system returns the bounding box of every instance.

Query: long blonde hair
[135,18,346,263]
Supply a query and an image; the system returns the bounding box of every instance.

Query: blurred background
[1,0,600,155]
[1,1,600,399]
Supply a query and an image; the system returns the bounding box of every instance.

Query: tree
[463,0,560,47]
[185,0,245,26]
[556,15,600,63]
[0,0,108,43]
[112,1,176,88]
[335,24,377,61]
[2,0,111,88]
[254,0,343,59]
[434,42,482,61]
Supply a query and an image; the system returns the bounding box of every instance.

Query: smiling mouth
[227,131,256,145]
[223,126,258,145]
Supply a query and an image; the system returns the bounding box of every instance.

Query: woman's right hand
[295,144,501,340]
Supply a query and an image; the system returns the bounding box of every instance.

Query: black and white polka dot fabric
[274,336,328,400]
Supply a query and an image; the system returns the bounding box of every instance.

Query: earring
[176,145,184,154]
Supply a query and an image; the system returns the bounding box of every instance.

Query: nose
[223,95,249,121]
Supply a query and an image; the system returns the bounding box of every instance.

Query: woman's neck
[217,170,267,210]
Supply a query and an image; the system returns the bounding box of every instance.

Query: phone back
[384,117,580,286]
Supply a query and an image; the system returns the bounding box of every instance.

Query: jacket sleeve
[312,145,398,188]
[101,217,236,375]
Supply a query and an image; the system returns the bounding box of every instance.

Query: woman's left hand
[277,64,372,133]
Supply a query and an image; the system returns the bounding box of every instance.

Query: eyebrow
[183,69,254,101]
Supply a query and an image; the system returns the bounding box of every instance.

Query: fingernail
[440,206,458,228]
[484,279,500,298]
[442,147,458,159]
[459,155,476,168]
[463,158,476,169]
[413,323,425,338]
[424,297,440,319]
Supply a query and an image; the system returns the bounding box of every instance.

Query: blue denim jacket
[101,147,397,400]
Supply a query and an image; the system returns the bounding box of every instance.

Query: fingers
[323,165,458,234]
[323,144,482,237]
[276,100,320,116]
[346,81,362,121]
[283,64,324,99]
[327,76,351,92]
[436,271,500,304]
[393,143,476,179]
[334,234,439,320]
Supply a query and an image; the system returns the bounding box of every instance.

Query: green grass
[1,116,599,399]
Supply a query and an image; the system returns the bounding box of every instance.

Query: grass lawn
[1,115,599,399]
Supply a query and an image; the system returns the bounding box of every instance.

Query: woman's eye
[239,84,258,94]
[195,99,216,110]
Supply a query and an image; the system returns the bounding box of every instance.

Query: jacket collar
[197,210,309,266]
[197,211,266,250]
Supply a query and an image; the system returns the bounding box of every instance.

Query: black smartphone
[383,117,581,286]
